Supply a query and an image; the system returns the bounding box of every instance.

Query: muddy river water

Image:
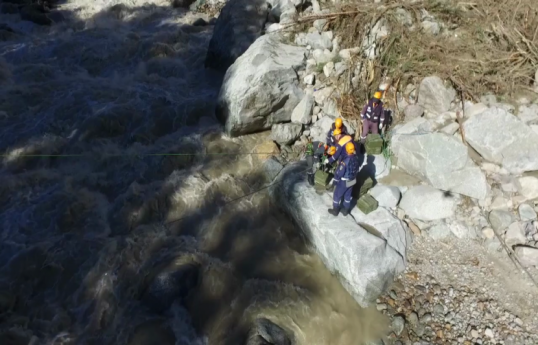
[0,1,387,344]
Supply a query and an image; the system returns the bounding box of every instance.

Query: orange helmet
[335,118,343,129]
[373,91,383,100]
[345,142,355,155]
[333,128,342,136]
[328,146,336,155]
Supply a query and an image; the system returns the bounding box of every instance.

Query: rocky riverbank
[206,0,538,344]
[379,236,538,344]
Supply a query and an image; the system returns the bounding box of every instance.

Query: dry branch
[318,0,538,105]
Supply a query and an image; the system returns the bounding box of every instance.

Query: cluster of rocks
[369,74,538,269]
[212,0,377,149]
[376,273,538,345]
[211,0,467,153]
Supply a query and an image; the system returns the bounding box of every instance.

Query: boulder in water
[217,34,306,136]
[246,318,293,345]
[205,0,269,72]
[271,162,408,307]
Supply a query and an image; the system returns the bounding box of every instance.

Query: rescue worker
[324,128,355,166]
[325,117,348,146]
[328,142,360,216]
[304,138,326,186]
[359,91,385,144]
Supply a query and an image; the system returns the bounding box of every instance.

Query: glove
[323,157,329,164]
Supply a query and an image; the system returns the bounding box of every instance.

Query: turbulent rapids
[0,1,386,344]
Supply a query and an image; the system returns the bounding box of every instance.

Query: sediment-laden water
[0,2,386,344]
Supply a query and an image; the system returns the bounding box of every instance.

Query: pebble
[408,312,419,325]
[389,290,398,300]
[484,328,494,338]
[433,304,444,315]
[375,273,538,345]
[420,313,432,324]
[392,315,405,335]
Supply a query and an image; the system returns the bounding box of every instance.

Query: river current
[0,1,386,344]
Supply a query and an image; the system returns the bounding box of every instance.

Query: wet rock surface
[272,162,409,307]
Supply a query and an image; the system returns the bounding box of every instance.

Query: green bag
[314,170,332,187]
[359,176,374,197]
[365,133,384,155]
[357,194,378,214]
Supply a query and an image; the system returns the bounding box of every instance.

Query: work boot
[341,208,349,217]
[307,173,315,186]
[328,207,340,216]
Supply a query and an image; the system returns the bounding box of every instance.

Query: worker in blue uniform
[325,117,349,146]
[324,128,356,165]
[328,142,360,217]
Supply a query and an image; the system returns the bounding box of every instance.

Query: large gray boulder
[271,162,408,307]
[403,104,424,121]
[271,123,302,145]
[369,185,401,208]
[464,107,538,174]
[393,132,488,200]
[205,0,269,72]
[399,185,457,221]
[216,35,306,136]
[390,117,435,148]
[291,94,314,125]
[351,206,412,260]
[309,116,334,143]
[418,76,456,114]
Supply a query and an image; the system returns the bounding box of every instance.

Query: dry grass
[297,0,538,119]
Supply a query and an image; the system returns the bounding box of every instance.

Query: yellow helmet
[345,142,355,155]
[335,118,343,129]
[328,146,336,155]
[374,91,383,100]
[333,128,342,136]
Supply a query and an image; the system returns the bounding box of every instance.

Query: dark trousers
[306,155,315,174]
[333,180,353,211]
[361,119,379,139]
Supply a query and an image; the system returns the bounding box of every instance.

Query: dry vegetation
[296,0,538,120]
